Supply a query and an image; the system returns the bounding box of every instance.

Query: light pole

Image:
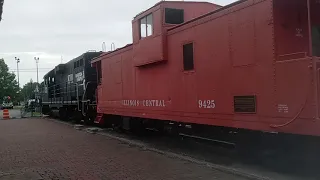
[34,57,39,84]
[34,57,40,108]
[14,57,20,88]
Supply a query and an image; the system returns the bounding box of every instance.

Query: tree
[0,58,20,102]
[21,79,40,100]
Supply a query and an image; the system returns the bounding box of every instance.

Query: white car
[2,102,13,109]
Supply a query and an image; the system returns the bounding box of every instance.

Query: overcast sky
[0,0,236,87]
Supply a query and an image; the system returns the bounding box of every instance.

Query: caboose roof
[168,0,247,31]
[133,1,220,20]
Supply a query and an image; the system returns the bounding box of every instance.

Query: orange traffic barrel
[3,109,10,119]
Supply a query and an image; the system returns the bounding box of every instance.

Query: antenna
[61,56,63,64]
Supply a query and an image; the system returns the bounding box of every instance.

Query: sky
[0,0,236,87]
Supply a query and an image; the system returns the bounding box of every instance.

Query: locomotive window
[165,8,184,24]
[76,61,80,68]
[74,62,76,69]
[140,13,153,39]
[80,59,83,66]
[183,43,194,71]
[67,74,73,83]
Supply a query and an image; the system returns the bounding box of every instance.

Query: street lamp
[34,57,39,84]
[14,57,20,88]
[34,57,39,94]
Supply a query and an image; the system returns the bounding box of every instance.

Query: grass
[13,106,23,109]
[30,112,42,117]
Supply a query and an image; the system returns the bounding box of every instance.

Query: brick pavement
[0,118,250,180]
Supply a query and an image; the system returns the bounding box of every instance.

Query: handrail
[111,42,116,51]
[45,82,80,111]
[47,82,78,89]
[102,42,106,52]
[81,81,92,116]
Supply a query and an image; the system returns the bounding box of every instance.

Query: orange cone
[3,109,10,119]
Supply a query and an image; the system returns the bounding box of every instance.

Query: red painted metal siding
[168,0,275,119]
[132,2,219,67]
[311,0,320,26]
[272,0,320,127]
[273,0,310,59]
[132,6,165,67]
[95,0,320,136]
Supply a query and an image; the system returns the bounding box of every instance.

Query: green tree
[21,79,40,100]
[0,58,20,102]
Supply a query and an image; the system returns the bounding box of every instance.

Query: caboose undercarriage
[97,113,320,175]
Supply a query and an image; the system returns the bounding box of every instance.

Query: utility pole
[34,57,40,96]
[14,57,20,88]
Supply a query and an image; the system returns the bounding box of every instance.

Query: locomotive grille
[234,96,256,113]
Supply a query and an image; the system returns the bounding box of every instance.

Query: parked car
[2,102,13,109]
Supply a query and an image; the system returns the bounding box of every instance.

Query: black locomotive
[41,51,102,123]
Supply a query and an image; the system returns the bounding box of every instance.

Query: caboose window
[183,43,194,71]
[165,8,184,24]
[140,13,153,39]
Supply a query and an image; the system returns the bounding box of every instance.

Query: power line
[9,68,52,70]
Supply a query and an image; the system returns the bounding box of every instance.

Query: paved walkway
[0,118,251,180]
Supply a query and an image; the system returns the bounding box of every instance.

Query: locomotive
[42,51,102,124]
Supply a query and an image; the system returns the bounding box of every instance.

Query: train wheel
[129,118,145,135]
[84,115,94,126]
[59,108,68,121]
[74,111,82,124]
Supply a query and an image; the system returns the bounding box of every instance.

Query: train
[42,52,102,123]
[42,0,320,145]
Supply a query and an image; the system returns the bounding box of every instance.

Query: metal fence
[21,102,43,118]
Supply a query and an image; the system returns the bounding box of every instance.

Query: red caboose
[92,0,320,137]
